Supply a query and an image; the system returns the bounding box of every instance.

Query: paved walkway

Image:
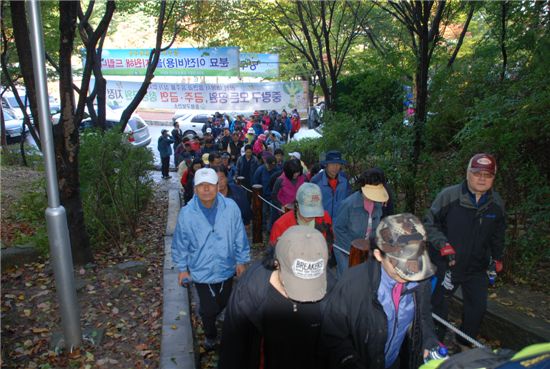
[159,177,196,369]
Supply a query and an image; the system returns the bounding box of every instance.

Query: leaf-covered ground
[1,172,167,368]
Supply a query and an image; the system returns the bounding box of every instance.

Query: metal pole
[26,0,81,349]
[251,184,263,244]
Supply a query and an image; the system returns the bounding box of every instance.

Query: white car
[1,89,30,120]
[3,110,24,140]
[80,107,152,148]
[175,112,214,138]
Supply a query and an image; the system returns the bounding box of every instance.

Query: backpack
[420,343,550,369]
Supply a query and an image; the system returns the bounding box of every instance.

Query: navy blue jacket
[311,171,352,219]
[253,164,277,198]
[157,135,174,158]
[227,184,252,225]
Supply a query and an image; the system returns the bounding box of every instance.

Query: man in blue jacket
[311,150,351,219]
[172,168,250,351]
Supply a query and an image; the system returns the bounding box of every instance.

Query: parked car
[2,110,25,141]
[1,90,30,120]
[2,90,61,120]
[175,112,214,139]
[80,108,152,148]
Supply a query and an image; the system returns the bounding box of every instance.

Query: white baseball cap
[194,168,218,186]
[289,152,301,160]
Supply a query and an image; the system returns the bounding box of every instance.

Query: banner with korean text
[95,47,240,76]
[104,79,308,112]
[240,53,279,78]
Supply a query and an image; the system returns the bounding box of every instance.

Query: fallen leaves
[1,184,168,368]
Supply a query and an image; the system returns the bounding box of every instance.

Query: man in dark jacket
[219,226,331,369]
[171,122,183,167]
[425,153,506,347]
[158,129,174,179]
[321,213,439,369]
[236,144,259,189]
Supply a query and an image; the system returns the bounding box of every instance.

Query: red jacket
[269,210,333,247]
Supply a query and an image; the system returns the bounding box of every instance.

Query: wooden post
[251,184,263,244]
[349,239,370,267]
[236,176,245,185]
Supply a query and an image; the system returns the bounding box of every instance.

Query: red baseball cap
[468,153,497,175]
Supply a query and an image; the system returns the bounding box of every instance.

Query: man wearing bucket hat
[172,168,250,351]
[425,153,506,349]
[332,168,390,277]
[321,213,439,369]
[219,226,332,369]
[311,150,352,219]
[270,183,334,249]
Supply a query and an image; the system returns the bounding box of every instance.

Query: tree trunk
[57,0,93,265]
[1,104,6,149]
[318,74,331,110]
[500,1,508,81]
[9,1,42,147]
[406,13,430,213]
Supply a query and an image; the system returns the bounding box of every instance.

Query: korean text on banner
[105,79,308,112]
[240,53,279,78]
[93,47,240,77]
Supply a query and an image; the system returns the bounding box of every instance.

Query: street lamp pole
[26,0,82,349]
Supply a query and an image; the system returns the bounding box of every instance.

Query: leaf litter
[1,181,168,368]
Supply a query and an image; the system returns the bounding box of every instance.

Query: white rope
[258,194,285,214]
[332,244,351,256]
[239,184,253,193]
[432,313,486,348]
[239,184,285,213]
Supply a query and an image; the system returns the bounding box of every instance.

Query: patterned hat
[375,213,436,281]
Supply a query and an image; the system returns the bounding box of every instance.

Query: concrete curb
[451,289,550,350]
[160,189,196,369]
[165,189,180,236]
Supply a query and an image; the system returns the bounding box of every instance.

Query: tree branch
[447,2,475,68]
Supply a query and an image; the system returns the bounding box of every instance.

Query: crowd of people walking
[164,111,506,369]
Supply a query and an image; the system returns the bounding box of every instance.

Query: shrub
[79,128,154,247]
[9,178,49,254]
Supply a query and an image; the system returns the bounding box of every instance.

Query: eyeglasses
[470,171,495,179]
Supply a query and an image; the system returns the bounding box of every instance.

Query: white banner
[105,80,308,112]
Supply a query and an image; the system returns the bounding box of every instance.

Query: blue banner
[88,47,240,77]
[240,53,279,78]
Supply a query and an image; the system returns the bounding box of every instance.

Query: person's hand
[494,260,503,273]
[236,264,246,277]
[440,243,456,267]
[178,271,192,287]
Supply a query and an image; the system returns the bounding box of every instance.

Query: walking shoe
[162,175,172,179]
[203,337,217,352]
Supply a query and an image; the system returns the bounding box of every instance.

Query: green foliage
[333,70,402,119]
[0,144,44,170]
[79,128,155,248]
[283,138,323,169]
[10,178,49,254]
